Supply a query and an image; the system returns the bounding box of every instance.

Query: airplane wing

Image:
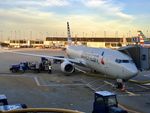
[9,51,85,65]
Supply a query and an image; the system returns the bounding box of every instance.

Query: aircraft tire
[11,68,17,73]
[115,82,123,89]
[48,70,51,74]
[65,74,71,76]
[92,111,96,113]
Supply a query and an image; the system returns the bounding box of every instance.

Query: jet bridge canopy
[118,45,150,70]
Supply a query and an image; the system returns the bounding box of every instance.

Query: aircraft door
[99,52,110,76]
[103,57,116,77]
[101,57,110,77]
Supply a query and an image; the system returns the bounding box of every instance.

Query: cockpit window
[115,59,121,63]
[115,59,133,63]
[122,60,129,63]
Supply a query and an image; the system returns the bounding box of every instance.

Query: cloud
[0,0,70,9]
[23,0,70,7]
[0,0,133,21]
[82,0,108,7]
[45,0,70,7]
[0,8,51,24]
[0,0,142,39]
[82,0,134,20]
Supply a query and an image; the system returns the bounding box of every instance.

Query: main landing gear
[115,79,125,91]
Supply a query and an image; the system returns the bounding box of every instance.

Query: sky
[0,0,150,40]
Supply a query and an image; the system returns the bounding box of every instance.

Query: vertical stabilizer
[67,22,72,45]
[137,30,146,45]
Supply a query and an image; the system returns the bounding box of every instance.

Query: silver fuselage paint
[66,45,138,80]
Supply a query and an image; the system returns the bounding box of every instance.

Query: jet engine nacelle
[61,61,75,73]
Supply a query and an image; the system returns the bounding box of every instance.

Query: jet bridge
[118,45,150,70]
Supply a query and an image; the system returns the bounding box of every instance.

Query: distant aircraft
[137,30,150,47]
[10,22,138,90]
[132,30,150,47]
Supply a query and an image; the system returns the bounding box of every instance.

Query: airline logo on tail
[137,30,145,45]
[132,30,146,45]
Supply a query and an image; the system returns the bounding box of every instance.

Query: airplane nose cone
[129,68,138,76]
[124,65,138,79]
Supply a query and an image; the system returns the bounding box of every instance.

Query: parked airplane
[132,30,150,46]
[10,22,138,90]
[137,30,150,47]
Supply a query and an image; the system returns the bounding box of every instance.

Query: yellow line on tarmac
[125,90,136,96]
[86,72,150,85]
[79,70,143,113]
[118,104,141,113]
[129,79,150,84]
[75,67,86,73]
[34,77,40,86]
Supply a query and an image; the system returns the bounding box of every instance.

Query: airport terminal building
[44,36,133,48]
[4,36,150,70]
[5,36,134,48]
[5,40,44,48]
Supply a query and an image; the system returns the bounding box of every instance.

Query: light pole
[147,30,148,38]
[30,31,32,40]
[10,31,12,40]
[0,31,2,42]
[114,31,118,38]
[104,31,106,38]
[83,32,84,37]
[129,30,131,37]
[14,30,16,40]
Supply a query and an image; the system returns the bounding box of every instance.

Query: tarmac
[0,48,150,113]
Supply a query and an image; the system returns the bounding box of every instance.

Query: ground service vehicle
[0,94,27,111]
[40,57,52,73]
[9,62,29,73]
[93,91,128,113]
[9,57,52,73]
[0,94,82,113]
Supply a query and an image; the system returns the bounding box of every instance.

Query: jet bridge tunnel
[118,45,150,70]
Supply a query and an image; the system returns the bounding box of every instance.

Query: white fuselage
[66,45,138,80]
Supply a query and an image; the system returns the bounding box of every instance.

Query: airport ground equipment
[40,57,52,73]
[9,62,29,73]
[0,95,8,105]
[0,94,27,111]
[9,57,52,73]
[92,91,127,113]
[0,104,27,111]
[0,95,82,113]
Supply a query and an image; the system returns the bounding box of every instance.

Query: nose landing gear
[115,79,125,91]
